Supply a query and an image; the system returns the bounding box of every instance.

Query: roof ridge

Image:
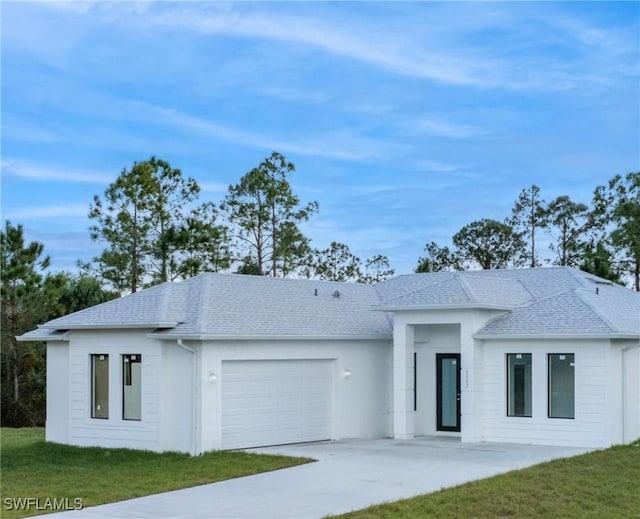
[518,286,573,308]
[454,274,533,307]
[199,272,369,287]
[517,288,615,332]
[460,272,535,297]
[456,275,478,303]
[482,275,538,303]
[155,282,172,324]
[378,271,452,283]
[573,288,617,333]
[518,279,537,302]
[195,275,212,336]
[461,271,514,280]
[43,282,161,326]
[476,308,512,334]
[381,273,455,305]
[565,267,604,284]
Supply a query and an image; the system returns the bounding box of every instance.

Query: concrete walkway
[35,437,590,519]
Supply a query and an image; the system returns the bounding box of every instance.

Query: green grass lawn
[1,428,311,518]
[335,440,640,519]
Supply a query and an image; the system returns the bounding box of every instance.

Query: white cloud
[417,160,465,173]
[1,160,111,184]
[38,1,94,15]
[7,2,636,98]
[4,204,88,220]
[132,3,637,92]
[258,87,332,105]
[143,103,394,162]
[414,118,483,139]
[1,120,65,144]
[141,6,492,88]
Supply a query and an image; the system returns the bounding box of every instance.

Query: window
[91,354,109,419]
[413,352,417,411]
[122,354,142,421]
[507,354,532,417]
[548,354,575,419]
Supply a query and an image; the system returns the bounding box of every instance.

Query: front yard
[335,439,640,519]
[0,428,311,518]
[3,428,639,519]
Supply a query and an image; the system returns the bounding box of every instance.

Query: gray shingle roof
[153,274,392,339]
[376,268,639,337]
[17,328,69,342]
[573,284,640,336]
[28,274,392,340]
[475,290,614,337]
[376,274,532,309]
[41,281,188,329]
[19,267,639,341]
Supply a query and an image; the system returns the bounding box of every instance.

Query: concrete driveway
[36,437,590,519]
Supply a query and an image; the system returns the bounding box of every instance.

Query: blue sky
[2,1,639,275]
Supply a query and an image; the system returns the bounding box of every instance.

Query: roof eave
[16,331,70,343]
[40,322,178,330]
[147,333,393,342]
[372,304,513,312]
[474,332,640,340]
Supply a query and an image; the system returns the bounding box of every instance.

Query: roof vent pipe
[333,290,340,298]
[596,287,599,295]
[314,288,318,296]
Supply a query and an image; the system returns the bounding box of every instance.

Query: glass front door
[436,353,461,432]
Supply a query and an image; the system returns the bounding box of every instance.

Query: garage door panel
[223,430,274,446]
[223,380,274,393]
[305,425,331,436]
[223,395,276,409]
[221,360,333,449]
[224,412,276,427]
[276,379,304,392]
[305,389,331,400]
[276,398,304,409]
[304,415,331,426]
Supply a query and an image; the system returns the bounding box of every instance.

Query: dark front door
[436,353,461,432]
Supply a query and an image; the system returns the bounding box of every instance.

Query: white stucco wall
[64,330,162,451]
[159,341,195,453]
[389,308,635,448]
[50,326,634,454]
[46,344,69,444]
[620,341,640,443]
[48,333,391,454]
[391,309,505,442]
[198,339,392,452]
[481,338,620,448]
[414,324,460,437]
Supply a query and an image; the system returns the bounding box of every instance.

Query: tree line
[1,227,117,426]
[86,152,395,291]
[1,151,395,426]
[1,151,638,427]
[416,175,640,291]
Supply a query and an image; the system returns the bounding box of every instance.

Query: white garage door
[221,359,334,449]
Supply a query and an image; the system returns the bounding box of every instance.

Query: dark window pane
[440,358,458,428]
[507,354,532,417]
[91,354,109,419]
[123,354,142,421]
[549,354,575,419]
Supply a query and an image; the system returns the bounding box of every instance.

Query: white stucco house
[18,267,640,454]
